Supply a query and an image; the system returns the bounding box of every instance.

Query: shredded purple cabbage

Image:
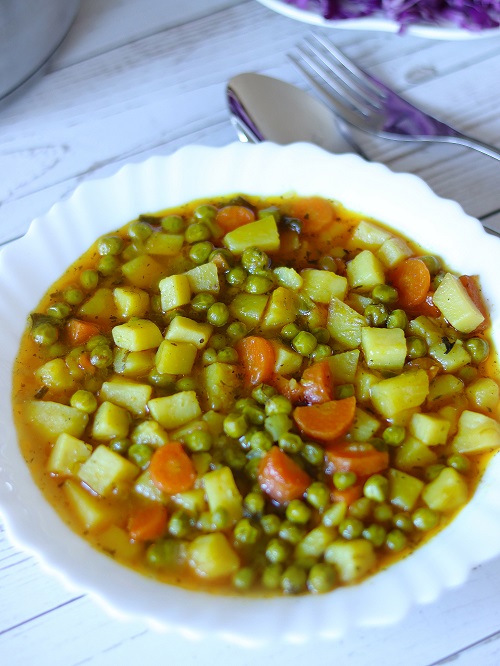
[284,0,500,30]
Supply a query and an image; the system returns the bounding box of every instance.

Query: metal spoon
[226,72,361,154]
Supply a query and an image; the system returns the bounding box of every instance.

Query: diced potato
[100,377,153,417]
[261,286,297,329]
[347,407,380,442]
[202,363,242,411]
[428,340,471,372]
[35,358,74,390]
[301,269,348,303]
[466,377,500,413]
[47,433,92,476]
[273,266,303,290]
[148,390,202,430]
[354,366,380,403]
[346,250,385,292]
[422,467,468,513]
[229,293,269,327]
[121,255,166,289]
[376,236,413,269]
[202,410,225,437]
[451,409,500,454]
[133,469,167,503]
[172,488,207,515]
[131,420,169,447]
[184,262,220,293]
[64,480,116,531]
[361,327,406,373]
[294,525,336,559]
[328,349,360,384]
[324,539,376,583]
[327,298,367,350]
[433,272,485,334]
[350,220,392,251]
[169,419,209,442]
[346,293,373,314]
[113,286,149,318]
[187,533,240,579]
[272,341,303,376]
[159,274,191,312]
[427,374,464,405]
[112,319,163,352]
[113,348,155,377]
[25,401,88,442]
[78,288,116,320]
[165,315,213,349]
[394,436,437,472]
[370,370,429,419]
[409,412,450,446]
[388,468,424,512]
[223,215,280,254]
[408,316,442,346]
[155,339,198,375]
[77,444,139,497]
[144,232,184,256]
[98,525,143,560]
[203,466,243,523]
[92,401,130,440]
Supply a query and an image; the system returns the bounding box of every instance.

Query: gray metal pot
[0,0,80,102]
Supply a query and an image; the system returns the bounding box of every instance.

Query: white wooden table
[2,1,500,664]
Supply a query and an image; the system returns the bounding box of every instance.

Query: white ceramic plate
[1,142,500,645]
[257,0,500,40]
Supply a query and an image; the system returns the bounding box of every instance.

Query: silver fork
[290,34,500,161]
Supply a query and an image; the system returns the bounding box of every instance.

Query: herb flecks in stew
[12,195,500,596]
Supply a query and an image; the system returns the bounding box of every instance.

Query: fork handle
[443,133,500,162]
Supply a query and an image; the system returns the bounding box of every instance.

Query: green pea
[261,563,283,589]
[251,383,277,404]
[425,463,446,482]
[406,336,427,359]
[305,482,330,510]
[333,471,357,491]
[79,269,99,291]
[458,365,478,384]
[127,443,153,470]
[232,567,255,591]
[47,342,67,359]
[292,330,318,356]
[244,275,274,294]
[419,255,441,275]
[90,344,113,368]
[234,518,260,545]
[226,266,247,286]
[168,511,192,538]
[301,442,324,466]
[261,513,281,536]
[146,539,183,567]
[318,255,337,272]
[222,446,246,471]
[311,326,330,344]
[128,221,152,241]
[412,507,439,531]
[383,425,406,447]
[464,337,490,364]
[386,309,408,330]
[32,322,58,346]
[223,412,248,439]
[64,287,84,305]
[278,432,304,454]
[339,517,364,540]
[242,405,266,426]
[281,322,301,341]
[46,302,71,320]
[334,383,355,400]
[371,284,398,304]
[226,320,247,342]
[307,563,337,594]
[362,523,387,547]
[363,474,389,502]
[385,529,408,552]
[265,413,293,441]
[148,370,176,389]
[373,502,393,523]
[364,303,388,327]
[209,333,227,350]
[70,389,98,413]
[207,302,229,327]
[244,492,266,517]
[97,234,124,255]
[189,241,213,265]
[184,430,212,453]
[161,214,185,234]
[348,497,373,520]
[175,376,197,392]
[447,453,470,474]
[248,430,273,453]
[241,247,270,274]
[97,255,120,276]
[281,565,307,595]
[285,500,312,525]
[265,394,292,416]
[279,520,306,545]
[217,347,239,363]
[185,222,211,244]
[392,512,413,533]
[193,204,217,224]
[109,437,131,455]
[310,344,333,362]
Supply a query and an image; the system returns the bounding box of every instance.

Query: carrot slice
[325,442,389,477]
[215,205,255,232]
[271,374,305,404]
[258,446,311,504]
[66,318,101,345]
[300,359,334,404]
[128,503,168,541]
[405,292,440,318]
[236,336,275,386]
[293,396,356,442]
[149,442,196,494]
[389,258,431,308]
[77,351,96,374]
[459,275,488,332]
[288,196,336,232]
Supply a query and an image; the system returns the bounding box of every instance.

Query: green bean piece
[168,511,192,538]
[305,482,330,510]
[464,337,490,364]
[363,475,389,503]
[383,425,406,446]
[364,303,388,327]
[362,523,387,548]
[307,563,337,594]
[80,269,99,290]
[191,292,216,313]
[161,214,185,234]
[97,234,124,256]
[64,287,84,305]
[261,563,283,590]
[128,221,152,242]
[371,284,398,305]
[46,302,71,320]
[386,529,408,552]
[392,512,414,533]
[447,453,470,473]
[302,442,324,466]
[419,255,441,275]
[278,432,304,454]
[232,567,256,591]
[90,344,113,368]
[32,322,58,346]
[281,322,301,341]
[185,222,211,244]
[207,302,229,327]
[184,430,212,453]
[241,247,270,274]
[386,309,408,330]
[281,564,307,595]
[412,507,440,531]
[261,513,281,536]
[234,518,260,545]
[223,412,248,439]
[333,471,357,491]
[406,336,427,359]
[98,255,120,276]
[266,538,291,564]
[189,241,213,265]
[292,330,318,356]
[226,266,247,286]
[70,389,98,414]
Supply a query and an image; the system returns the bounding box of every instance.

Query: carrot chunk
[236,336,275,386]
[300,359,334,404]
[149,442,196,494]
[66,318,101,345]
[258,446,311,504]
[325,442,389,477]
[128,504,168,541]
[389,258,431,308]
[459,275,488,332]
[288,196,336,232]
[216,205,255,232]
[293,396,356,442]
